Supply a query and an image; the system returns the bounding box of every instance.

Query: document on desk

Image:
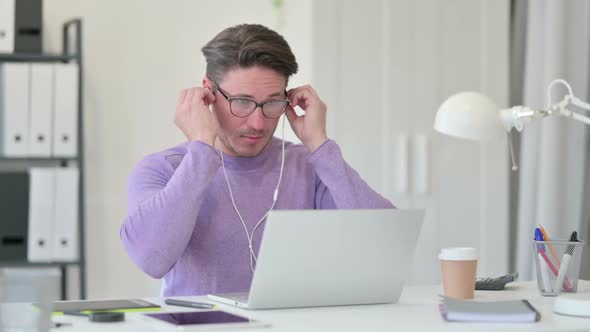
[439,297,541,323]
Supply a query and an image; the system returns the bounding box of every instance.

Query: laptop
[208,208,424,310]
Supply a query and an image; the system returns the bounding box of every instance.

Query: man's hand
[174,87,218,147]
[285,85,328,153]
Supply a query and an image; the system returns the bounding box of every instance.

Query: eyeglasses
[211,81,290,119]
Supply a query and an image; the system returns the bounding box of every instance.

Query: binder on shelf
[27,168,55,262]
[0,0,42,54]
[29,63,53,157]
[0,62,30,157]
[0,172,29,262]
[13,0,43,53]
[52,63,78,158]
[0,0,16,53]
[52,167,79,262]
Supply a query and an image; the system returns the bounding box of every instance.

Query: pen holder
[532,240,585,296]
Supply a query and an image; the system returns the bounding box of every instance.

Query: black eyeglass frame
[211,80,290,119]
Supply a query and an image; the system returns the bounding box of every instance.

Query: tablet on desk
[51,299,160,313]
[142,311,269,330]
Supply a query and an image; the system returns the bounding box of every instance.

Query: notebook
[439,297,541,323]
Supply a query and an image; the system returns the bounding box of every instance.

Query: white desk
[41,280,590,331]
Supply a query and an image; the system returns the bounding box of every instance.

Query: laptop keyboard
[225,292,249,302]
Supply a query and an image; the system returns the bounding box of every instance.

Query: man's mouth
[243,135,263,142]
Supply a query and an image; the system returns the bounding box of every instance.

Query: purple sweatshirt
[121,138,393,296]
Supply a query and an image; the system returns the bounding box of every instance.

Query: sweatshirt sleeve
[120,141,221,279]
[307,140,394,209]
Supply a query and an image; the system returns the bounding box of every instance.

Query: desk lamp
[434,79,590,171]
[433,79,590,317]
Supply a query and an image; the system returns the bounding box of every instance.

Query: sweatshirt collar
[219,137,279,172]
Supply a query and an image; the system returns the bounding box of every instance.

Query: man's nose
[247,106,266,130]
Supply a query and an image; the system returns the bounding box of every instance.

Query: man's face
[207,67,287,158]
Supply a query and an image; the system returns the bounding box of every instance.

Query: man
[121,24,393,296]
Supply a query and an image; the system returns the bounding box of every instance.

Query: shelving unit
[0,19,85,300]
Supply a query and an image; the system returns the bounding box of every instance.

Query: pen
[535,228,553,293]
[164,299,215,309]
[535,228,573,291]
[538,224,561,267]
[63,311,88,317]
[535,228,563,276]
[538,249,559,276]
[554,231,578,292]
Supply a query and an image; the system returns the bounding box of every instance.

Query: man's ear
[203,77,216,93]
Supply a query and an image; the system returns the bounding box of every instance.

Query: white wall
[43,0,511,298]
[310,0,510,284]
[44,0,312,299]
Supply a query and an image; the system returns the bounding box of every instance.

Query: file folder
[52,63,78,157]
[0,172,29,262]
[0,63,30,157]
[27,168,55,262]
[52,167,78,261]
[29,63,53,157]
[13,0,43,53]
[0,0,16,53]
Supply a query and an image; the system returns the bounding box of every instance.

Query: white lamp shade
[434,92,506,141]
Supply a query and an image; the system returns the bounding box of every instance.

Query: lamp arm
[570,96,590,112]
[546,79,590,125]
[559,108,590,126]
[552,95,590,126]
[499,95,590,172]
[499,106,539,132]
[502,95,590,131]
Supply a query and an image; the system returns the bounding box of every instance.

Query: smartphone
[142,310,269,330]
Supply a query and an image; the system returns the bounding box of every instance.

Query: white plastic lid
[439,247,477,261]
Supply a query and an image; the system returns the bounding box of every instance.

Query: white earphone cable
[219,114,286,272]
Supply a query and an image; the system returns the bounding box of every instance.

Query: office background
[5,0,584,299]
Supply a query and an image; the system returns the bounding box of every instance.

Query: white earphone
[219,115,286,273]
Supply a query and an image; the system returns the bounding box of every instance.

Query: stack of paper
[439,297,540,323]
